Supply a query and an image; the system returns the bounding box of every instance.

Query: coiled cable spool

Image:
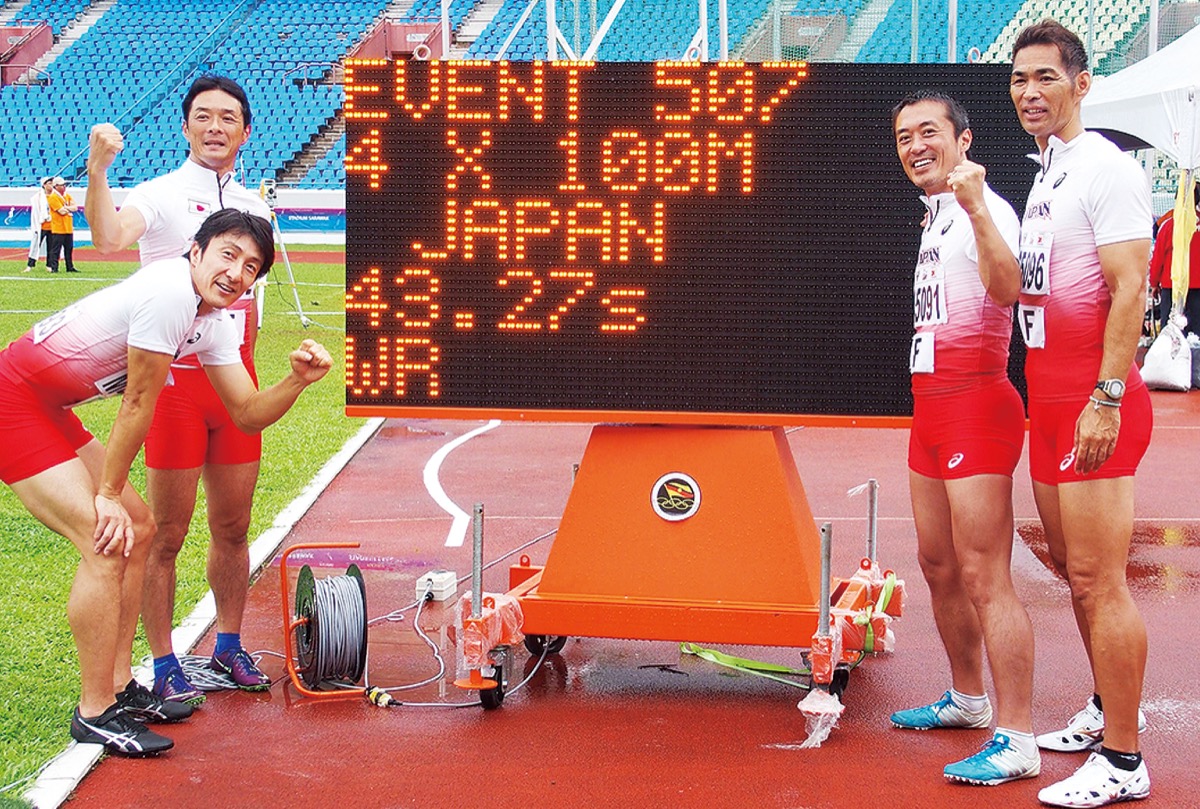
[294,564,368,688]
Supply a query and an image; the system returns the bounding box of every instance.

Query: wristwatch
[1095,378,1126,401]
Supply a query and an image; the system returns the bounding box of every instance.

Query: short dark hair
[182,75,252,128]
[191,209,275,278]
[891,90,971,138]
[1012,19,1089,77]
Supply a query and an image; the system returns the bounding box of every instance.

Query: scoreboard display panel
[344,60,1032,425]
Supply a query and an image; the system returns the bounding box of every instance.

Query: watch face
[1100,379,1125,399]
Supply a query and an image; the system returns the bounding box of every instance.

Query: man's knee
[956,554,1010,607]
[1064,565,1128,613]
[125,515,158,564]
[917,549,961,590]
[148,515,189,559]
[208,510,252,545]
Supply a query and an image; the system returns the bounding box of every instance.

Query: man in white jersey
[25,176,53,272]
[85,75,276,703]
[0,210,331,756]
[1010,20,1153,807]
[886,91,1038,786]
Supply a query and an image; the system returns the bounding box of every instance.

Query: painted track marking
[423,419,502,547]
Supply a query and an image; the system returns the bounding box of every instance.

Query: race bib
[913,261,948,328]
[1019,230,1051,296]
[1018,304,1046,348]
[910,332,935,373]
[32,304,81,344]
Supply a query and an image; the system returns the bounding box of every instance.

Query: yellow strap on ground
[679,642,811,688]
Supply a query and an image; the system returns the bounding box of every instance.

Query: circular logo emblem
[947,452,964,469]
[651,473,701,522]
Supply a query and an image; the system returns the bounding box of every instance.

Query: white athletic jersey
[2,257,241,408]
[121,158,271,264]
[29,189,50,231]
[910,185,1020,393]
[1017,132,1151,402]
[122,158,270,365]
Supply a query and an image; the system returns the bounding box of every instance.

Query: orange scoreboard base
[508,424,873,648]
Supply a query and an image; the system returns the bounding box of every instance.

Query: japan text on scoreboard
[343,60,1029,423]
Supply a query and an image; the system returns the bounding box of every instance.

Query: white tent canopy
[1082,24,1200,171]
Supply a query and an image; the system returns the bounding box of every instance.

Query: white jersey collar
[1026,131,1091,170]
[181,157,237,187]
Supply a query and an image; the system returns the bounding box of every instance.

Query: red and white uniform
[908,186,1024,480]
[122,159,270,364]
[1017,132,1151,399]
[1018,132,1153,483]
[0,258,240,483]
[910,187,1021,393]
[121,159,270,468]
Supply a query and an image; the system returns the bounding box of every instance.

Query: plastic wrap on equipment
[456,591,525,669]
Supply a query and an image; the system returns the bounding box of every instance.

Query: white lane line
[423,419,502,547]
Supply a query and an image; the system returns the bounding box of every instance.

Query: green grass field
[0,252,354,799]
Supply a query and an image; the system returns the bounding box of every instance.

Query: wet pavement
[63,391,1200,808]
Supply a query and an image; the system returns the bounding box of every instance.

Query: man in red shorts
[886,91,1038,786]
[0,210,331,755]
[85,76,276,703]
[1011,19,1153,807]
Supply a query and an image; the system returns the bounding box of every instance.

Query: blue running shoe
[944,733,1041,785]
[211,648,271,692]
[153,666,206,707]
[891,690,992,730]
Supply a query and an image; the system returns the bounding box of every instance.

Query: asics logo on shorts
[1059,451,1075,472]
[947,453,964,470]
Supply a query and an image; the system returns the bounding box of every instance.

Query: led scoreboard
[344,61,1031,424]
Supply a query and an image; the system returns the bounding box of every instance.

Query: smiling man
[0,209,331,756]
[85,76,278,704]
[1009,19,1153,808]
[887,91,1037,787]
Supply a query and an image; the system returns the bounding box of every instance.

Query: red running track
[65,392,1200,808]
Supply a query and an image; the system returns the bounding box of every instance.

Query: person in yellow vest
[47,176,79,274]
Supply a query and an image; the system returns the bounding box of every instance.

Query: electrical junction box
[416,570,458,602]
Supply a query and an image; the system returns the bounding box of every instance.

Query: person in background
[46,176,79,274]
[25,176,52,272]
[1149,185,1200,335]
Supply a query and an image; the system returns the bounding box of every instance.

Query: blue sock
[214,633,241,657]
[153,653,181,682]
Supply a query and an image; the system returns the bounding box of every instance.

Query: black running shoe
[115,679,194,723]
[70,705,174,756]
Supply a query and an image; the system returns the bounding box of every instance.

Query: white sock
[950,688,990,714]
[997,727,1038,758]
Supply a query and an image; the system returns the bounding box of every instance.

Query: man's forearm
[228,374,309,435]
[82,168,124,252]
[1099,281,1146,382]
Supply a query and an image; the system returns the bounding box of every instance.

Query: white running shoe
[1037,752,1150,807]
[1036,700,1148,753]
